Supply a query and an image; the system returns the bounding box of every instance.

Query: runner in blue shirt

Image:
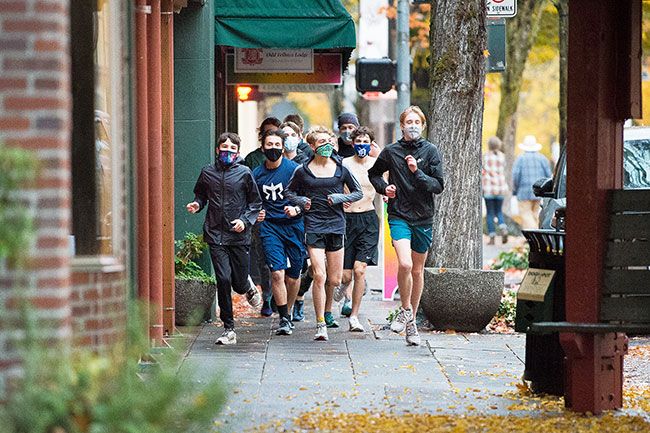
[253,129,305,335]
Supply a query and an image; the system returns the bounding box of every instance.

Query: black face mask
[264,147,283,162]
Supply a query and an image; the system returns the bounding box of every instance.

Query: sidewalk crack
[426,340,453,390]
[344,339,359,386]
[258,323,273,385]
[505,342,525,365]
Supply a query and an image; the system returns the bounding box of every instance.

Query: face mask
[264,147,283,162]
[402,124,423,141]
[218,149,238,165]
[284,136,300,152]
[315,143,334,158]
[353,143,371,158]
[340,131,353,143]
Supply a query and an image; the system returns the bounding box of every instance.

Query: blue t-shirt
[253,158,301,223]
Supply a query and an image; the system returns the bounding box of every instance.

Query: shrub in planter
[175,233,216,326]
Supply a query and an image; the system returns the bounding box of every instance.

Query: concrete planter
[421,268,504,332]
[174,279,216,326]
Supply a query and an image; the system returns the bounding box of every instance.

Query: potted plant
[174,232,216,326]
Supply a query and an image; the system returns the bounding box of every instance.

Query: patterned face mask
[218,149,238,165]
[402,124,422,141]
[340,131,353,143]
[315,143,334,158]
[353,143,371,158]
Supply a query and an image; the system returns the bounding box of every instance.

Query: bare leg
[410,250,428,317]
[350,261,367,317]
[270,270,287,305]
[393,239,414,310]
[285,275,300,313]
[325,249,344,312]
[308,247,327,321]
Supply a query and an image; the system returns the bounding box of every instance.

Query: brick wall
[0,0,73,396]
[0,0,131,397]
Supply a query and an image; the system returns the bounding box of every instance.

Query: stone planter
[174,279,216,326]
[421,268,504,332]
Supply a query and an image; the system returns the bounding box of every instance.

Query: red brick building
[0,0,133,396]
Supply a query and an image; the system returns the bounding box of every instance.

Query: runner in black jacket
[368,106,445,346]
[187,132,263,345]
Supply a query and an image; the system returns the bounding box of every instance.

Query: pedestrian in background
[187,132,263,345]
[512,135,552,230]
[482,136,509,244]
[336,112,360,158]
[368,106,444,346]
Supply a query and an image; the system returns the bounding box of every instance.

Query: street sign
[486,0,517,18]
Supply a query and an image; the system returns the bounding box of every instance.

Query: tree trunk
[555,0,568,153]
[495,0,546,205]
[426,0,486,270]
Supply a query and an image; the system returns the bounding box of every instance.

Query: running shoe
[349,316,364,332]
[333,283,348,302]
[276,317,293,336]
[390,307,413,333]
[245,286,263,310]
[324,311,339,328]
[405,320,421,346]
[215,328,237,345]
[260,298,273,317]
[340,298,352,317]
[292,300,305,322]
[314,323,329,341]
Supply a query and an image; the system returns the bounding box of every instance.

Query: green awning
[215,0,356,66]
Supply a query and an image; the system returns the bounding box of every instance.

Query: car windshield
[623,139,650,188]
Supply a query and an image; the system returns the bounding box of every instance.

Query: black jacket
[368,137,444,225]
[337,137,356,158]
[192,158,262,245]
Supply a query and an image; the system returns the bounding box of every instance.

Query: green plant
[174,233,215,284]
[0,303,227,433]
[496,288,518,325]
[490,245,529,270]
[0,143,37,261]
[386,306,401,323]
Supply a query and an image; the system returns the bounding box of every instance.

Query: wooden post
[161,0,176,336]
[147,0,164,344]
[135,0,150,331]
[562,0,641,413]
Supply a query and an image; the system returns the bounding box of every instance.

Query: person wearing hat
[512,135,552,229]
[336,112,360,158]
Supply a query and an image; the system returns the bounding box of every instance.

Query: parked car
[534,126,650,229]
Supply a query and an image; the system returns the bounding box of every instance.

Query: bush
[175,233,215,284]
[0,303,227,433]
[490,245,529,271]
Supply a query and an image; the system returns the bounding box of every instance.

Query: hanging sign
[234,48,314,73]
[227,53,342,85]
[486,0,517,18]
[517,268,555,302]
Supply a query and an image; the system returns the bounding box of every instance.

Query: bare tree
[426,0,487,270]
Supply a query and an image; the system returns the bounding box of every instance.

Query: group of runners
[187,106,445,346]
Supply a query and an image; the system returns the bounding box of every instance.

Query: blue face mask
[353,143,371,158]
[284,136,300,152]
[218,150,238,165]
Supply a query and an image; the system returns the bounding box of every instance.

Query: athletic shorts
[388,218,433,254]
[305,232,344,252]
[343,210,379,269]
[259,219,305,279]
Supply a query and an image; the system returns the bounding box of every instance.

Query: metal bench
[529,189,650,334]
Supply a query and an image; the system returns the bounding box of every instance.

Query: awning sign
[234,48,314,73]
[227,53,342,85]
[486,0,517,18]
[517,268,555,302]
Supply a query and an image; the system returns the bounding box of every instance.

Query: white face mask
[284,136,300,152]
[402,124,422,141]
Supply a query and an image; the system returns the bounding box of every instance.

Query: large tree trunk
[426,0,486,270]
[495,0,545,203]
[555,0,568,152]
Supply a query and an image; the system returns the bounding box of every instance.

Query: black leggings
[209,244,250,329]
